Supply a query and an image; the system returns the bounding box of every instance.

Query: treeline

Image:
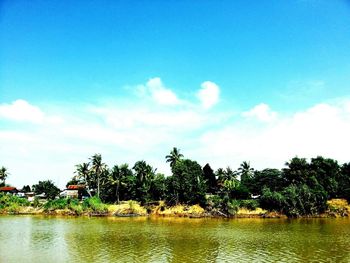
[3,148,350,217]
[66,148,350,217]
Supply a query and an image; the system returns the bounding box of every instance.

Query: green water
[1,216,350,263]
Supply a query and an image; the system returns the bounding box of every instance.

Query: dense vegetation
[0,193,30,213]
[2,148,350,217]
[66,149,350,217]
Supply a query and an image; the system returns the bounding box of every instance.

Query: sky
[1,0,350,188]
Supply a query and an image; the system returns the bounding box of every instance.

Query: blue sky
[1,0,350,187]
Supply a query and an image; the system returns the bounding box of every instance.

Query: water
[1,216,350,263]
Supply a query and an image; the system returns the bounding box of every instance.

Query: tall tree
[283,157,310,185]
[90,154,107,198]
[203,163,217,194]
[74,162,92,197]
[0,166,9,186]
[171,159,207,205]
[310,156,340,198]
[118,164,135,200]
[238,161,254,183]
[133,160,156,203]
[166,147,184,169]
[108,165,122,204]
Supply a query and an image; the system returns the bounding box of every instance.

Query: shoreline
[1,204,348,219]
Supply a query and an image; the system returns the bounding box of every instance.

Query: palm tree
[238,161,254,182]
[133,160,156,202]
[133,160,154,185]
[166,147,184,168]
[109,165,122,204]
[74,162,92,197]
[0,166,9,186]
[90,154,107,198]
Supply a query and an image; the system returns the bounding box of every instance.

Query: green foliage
[260,185,327,217]
[6,150,350,218]
[32,197,41,208]
[22,185,31,192]
[166,147,184,170]
[203,163,217,194]
[82,196,108,213]
[42,197,107,214]
[239,199,259,210]
[150,173,167,201]
[133,160,156,204]
[227,199,240,215]
[238,161,254,186]
[206,195,223,210]
[0,166,9,186]
[0,193,30,213]
[44,198,69,211]
[248,169,284,195]
[169,159,207,205]
[32,180,60,200]
[260,187,285,212]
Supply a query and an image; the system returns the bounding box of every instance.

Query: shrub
[43,198,69,212]
[82,197,108,213]
[227,199,240,215]
[240,199,259,210]
[0,193,30,213]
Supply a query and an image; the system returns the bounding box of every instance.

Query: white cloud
[0,99,45,123]
[140,77,181,106]
[242,103,277,122]
[197,81,220,109]
[1,90,350,190]
[196,100,350,171]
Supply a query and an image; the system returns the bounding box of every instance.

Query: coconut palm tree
[166,147,184,168]
[90,154,107,198]
[238,161,254,182]
[109,165,122,204]
[0,166,9,186]
[133,160,154,185]
[133,160,156,202]
[74,162,92,197]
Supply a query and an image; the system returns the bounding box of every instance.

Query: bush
[43,198,69,212]
[260,185,328,217]
[206,195,222,210]
[32,197,41,208]
[260,187,285,212]
[82,197,108,213]
[0,193,30,213]
[240,199,259,210]
[227,199,240,215]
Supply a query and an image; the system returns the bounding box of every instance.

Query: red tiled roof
[0,186,17,191]
[67,185,85,190]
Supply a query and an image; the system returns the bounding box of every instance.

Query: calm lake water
[1,216,350,263]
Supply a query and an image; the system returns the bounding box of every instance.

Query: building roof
[0,186,18,192]
[67,184,85,190]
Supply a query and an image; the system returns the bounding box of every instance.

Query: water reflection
[1,216,350,262]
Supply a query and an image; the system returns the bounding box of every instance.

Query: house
[25,192,35,202]
[0,186,19,194]
[60,184,86,199]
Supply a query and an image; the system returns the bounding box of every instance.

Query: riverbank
[1,195,349,218]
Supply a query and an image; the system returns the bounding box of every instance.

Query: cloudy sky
[1,0,350,188]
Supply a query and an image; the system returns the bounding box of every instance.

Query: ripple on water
[1,216,350,262]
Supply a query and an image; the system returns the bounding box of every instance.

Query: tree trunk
[116,184,119,204]
[97,174,100,198]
